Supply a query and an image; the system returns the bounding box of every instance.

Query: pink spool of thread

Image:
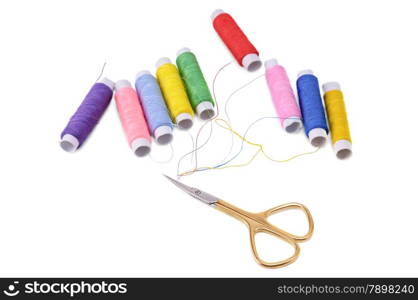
[115,80,151,157]
[265,59,302,133]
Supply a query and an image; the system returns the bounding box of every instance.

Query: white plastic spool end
[156,57,172,69]
[211,9,225,21]
[322,82,341,93]
[154,125,173,145]
[283,117,302,133]
[98,77,115,90]
[308,128,327,147]
[60,134,79,153]
[196,101,215,120]
[297,69,314,78]
[136,70,151,80]
[175,113,193,130]
[177,47,191,57]
[131,138,151,157]
[115,79,131,91]
[334,139,352,160]
[242,53,262,72]
[264,58,278,70]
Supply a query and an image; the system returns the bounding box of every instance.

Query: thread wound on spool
[265,62,302,132]
[60,81,113,152]
[323,83,352,159]
[156,61,194,128]
[212,11,261,71]
[176,49,214,120]
[135,72,173,143]
[114,82,151,156]
[296,72,329,146]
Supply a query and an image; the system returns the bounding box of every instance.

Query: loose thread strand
[177,66,320,177]
[95,62,107,82]
[176,62,233,176]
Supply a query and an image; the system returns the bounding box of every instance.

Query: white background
[0,0,417,277]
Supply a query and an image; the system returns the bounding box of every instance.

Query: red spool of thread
[212,9,261,72]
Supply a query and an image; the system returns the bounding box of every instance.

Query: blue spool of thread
[60,77,114,152]
[297,70,329,147]
[135,71,173,145]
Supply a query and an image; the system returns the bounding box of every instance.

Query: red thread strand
[213,13,259,67]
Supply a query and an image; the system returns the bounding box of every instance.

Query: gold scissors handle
[163,175,314,268]
[215,200,314,268]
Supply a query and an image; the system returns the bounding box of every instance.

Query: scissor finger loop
[249,226,301,268]
[245,202,314,268]
[164,175,314,269]
[259,202,314,241]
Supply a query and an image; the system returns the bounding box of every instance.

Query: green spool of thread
[176,48,215,120]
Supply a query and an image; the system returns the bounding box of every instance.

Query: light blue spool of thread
[135,71,173,145]
[296,70,329,147]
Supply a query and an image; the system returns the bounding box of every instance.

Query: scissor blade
[163,175,219,206]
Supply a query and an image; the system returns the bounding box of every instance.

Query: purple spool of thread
[60,78,114,152]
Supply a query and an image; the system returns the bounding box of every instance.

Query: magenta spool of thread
[60,78,114,152]
[265,59,302,133]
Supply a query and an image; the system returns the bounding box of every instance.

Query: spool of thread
[156,57,194,130]
[211,9,261,72]
[135,71,173,145]
[297,70,329,147]
[176,48,215,120]
[114,80,151,157]
[60,78,114,152]
[265,59,302,133]
[322,82,352,159]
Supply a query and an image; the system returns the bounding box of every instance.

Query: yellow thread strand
[176,61,232,178]
[260,145,319,163]
[156,63,194,121]
[178,118,319,176]
[215,118,319,163]
[324,90,351,144]
[176,63,320,178]
[179,148,262,177]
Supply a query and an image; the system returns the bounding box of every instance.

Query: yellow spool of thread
[323,82,352,159]
[156,57,194,129]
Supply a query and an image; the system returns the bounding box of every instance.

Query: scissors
[164,175,314,268]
